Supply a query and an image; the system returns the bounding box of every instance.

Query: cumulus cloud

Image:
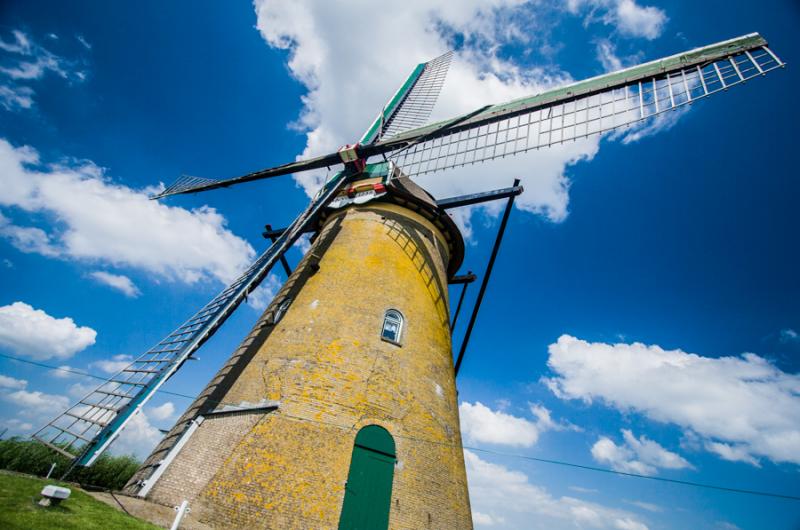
[108,409,165,459]
[90,354,133,374]
[466,450,648,529]
[0,138,256,285]
[67,381,95,399]
[2,388,70,424]
[544,335,800,466]
[460,401,573,448]
[88,271,141,298]
[0,301,96,360]
[0,373,27,389]
[253,0,606,228]
[461,401,542,447]
[247,273,283,311]
[148,401,176,421]
[567,0,667,40]
[591,429,692,475]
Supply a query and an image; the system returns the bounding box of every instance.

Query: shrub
[0,438,140,491]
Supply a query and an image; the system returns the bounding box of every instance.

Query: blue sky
[0,1,798,529]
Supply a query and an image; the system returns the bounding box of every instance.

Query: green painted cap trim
[380,33,769,146]
[360,62,427,145]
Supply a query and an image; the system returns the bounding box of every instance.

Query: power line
[1,351,798,502]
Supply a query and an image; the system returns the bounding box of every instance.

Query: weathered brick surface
[138,201,472,529]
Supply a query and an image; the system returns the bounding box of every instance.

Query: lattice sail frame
[33,174,349,466]
[386,36,784,177]
[360,51,453,144]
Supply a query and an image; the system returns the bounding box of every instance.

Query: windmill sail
[152,51,454,200]
[149,33,783,201]
[381,34,784,177]
[360,51,453,144]
[33,174,350,466]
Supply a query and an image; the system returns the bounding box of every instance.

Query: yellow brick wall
[148,201,472,529]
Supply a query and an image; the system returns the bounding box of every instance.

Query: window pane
[382,321,399,341]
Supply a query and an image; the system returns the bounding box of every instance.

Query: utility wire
[1,351,799,502]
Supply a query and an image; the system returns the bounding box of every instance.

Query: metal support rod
[438,185,524,210]
[449,272,477,285]
[450,271,473,331]
[171,500,190,530]
[264,224,292,276]
[453,179,520,376]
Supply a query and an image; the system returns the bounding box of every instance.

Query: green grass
[0,471,160,530]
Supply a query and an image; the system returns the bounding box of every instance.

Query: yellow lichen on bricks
[137,199,472,529]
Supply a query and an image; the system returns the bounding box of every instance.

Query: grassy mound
[0,471,159,530]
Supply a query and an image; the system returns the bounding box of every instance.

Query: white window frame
[381,309,404,346]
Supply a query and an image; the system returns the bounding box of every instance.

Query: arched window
[381,309,403,345]
[338,425,396,530]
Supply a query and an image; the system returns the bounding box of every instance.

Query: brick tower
[124,173,472,529]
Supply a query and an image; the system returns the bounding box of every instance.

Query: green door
[338,425,396,530]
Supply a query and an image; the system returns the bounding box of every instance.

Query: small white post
[45,463,56,479]
[170,500,190,530]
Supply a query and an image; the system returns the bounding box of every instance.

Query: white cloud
[0,213,59,256]
[569,486,599,494]
[108,410,164,459]
[596,39,624,72]
[90,354,133,374]
[459,401,573,448]
[2,389,70,423]
[0,30,86,112]
[67,381,95,399]
[0,139,256,285]
[613,0,667,40]
[0,29,80,81]
[0,30,32,54]
[1,418,33,433]
[473,511,495,525]
[253,0,605,228]
[779,328,798,343]
[703,441,760,467]
[293,233,312,255]
[76,35,92,50]
[568,0,667,40]
[148,401,175,421]
[624,500,662,513]
[591,429,692,476]
[0,301,96,360]
[460,401,542,447]
[51,365,79,379]
[0,373,27,389]
[88,271,141,298]
[0,85,34,110]
[465,449,648,529]
[247,273,283,311]
[613,106,689,145]
[545,335,800,466]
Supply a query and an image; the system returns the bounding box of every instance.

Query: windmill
[33,33,784,529]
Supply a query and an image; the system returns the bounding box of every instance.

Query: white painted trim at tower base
[138,416,204,498]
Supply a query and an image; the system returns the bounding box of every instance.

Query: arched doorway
[338,425,396,530]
